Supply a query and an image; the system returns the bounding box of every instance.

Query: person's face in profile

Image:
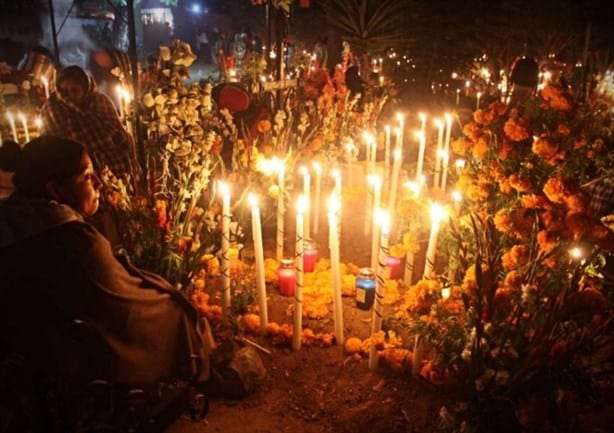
[52,153,101,216]
[59,79,86,105]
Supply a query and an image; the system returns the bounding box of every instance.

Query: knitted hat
[0,135,85,196]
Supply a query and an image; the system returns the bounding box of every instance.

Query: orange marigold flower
[564,193,587,213]
[472,136,490,160]
[537,229,557,254]
[462,122,482,143]
[503,117,530,141]
[521,194,549,209]
[542,209,566,232]
[452,137,473,155]
[497,140,516,160]
[499,178,513,194]
[504,270,523,290]
[541,84,573,110]
[473,108,496,125]
[532,136,559,161]
[510,244,529,266]
[501,250,516,271]
[455,173,474,193]
[467,183,490,202]
[557,123,571,136]
[494,210,513,233]
[565,212,594,239]
[491,101,508,116]
[543,177,568,204]
[573,138,587,150]
[509,173,532,193]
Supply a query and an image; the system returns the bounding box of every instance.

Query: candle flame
[404,181,421,196]
[433,118,442,128]
[430,203,447,223]
[327,195,341,214]
[218,181,230,197]
[441,287,451,300]
[300,165,309,176]
[393,149,401,160]
[34,116,43,129]
[297,194,308,214]
[418,112,426,123]
[455,159,466,169]
[569,246,583,260]
[248,192,258,208]
[452,190,463,203]
[375,209,390,235]
[367,174,381,188]
[312,161,322,173]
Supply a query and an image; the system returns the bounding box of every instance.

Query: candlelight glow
[455,159,466,169]
[441,287,451,300]
[34,116,43,129]
[451,190,463,203]
[248,192,258,208]
[404,180,421,197]
[218,181,229,198]
[569,246,583,260]
[430,202,447,224]
[375,209,390,235]
[312,161,322,174]
[297,194,308,214]
[327,195,341,214]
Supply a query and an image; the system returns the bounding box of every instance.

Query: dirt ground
[167,169,446,433]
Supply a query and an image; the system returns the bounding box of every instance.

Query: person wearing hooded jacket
[40,65,139,183]
[0,136,212,392]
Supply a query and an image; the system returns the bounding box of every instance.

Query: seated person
[0,136,212,388]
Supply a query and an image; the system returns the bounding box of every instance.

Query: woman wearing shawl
[40,65,139,183]
[0,136,211,389]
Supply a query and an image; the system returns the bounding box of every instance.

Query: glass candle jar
[303,239,318,273]
[355,267,376,310]
[278,258,296,297]
[386,255,401,280]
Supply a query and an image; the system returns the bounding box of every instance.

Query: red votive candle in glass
[303,239,318,273]
[386,255,401,280]
[278,258,296,297]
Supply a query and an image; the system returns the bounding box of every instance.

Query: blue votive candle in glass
[355,267,376,310]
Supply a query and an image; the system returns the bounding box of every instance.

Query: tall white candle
[433,118,444,188]
[363,171,372,236]
[41,76,50,99]
[293,195,307,351]
[6,112,18,142]
[219,181,232,323]
[312,162,322,235]
[115,85,125,120]
[369,210,389,370]
[300,166,311,240]
[423,203,447,278]
[328,195,344,345]
[441,114,453,191]
[383,125,391,191]
[248,193,268,332]
[369,175,382,270]
[275,160,285,261]
[456,88,460,106]
[416,128,427,182]
[331,168,342,241]
[396,113,404,154]
[17,113,29,143]
[476,91,481,110]
[388,148,401,211]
